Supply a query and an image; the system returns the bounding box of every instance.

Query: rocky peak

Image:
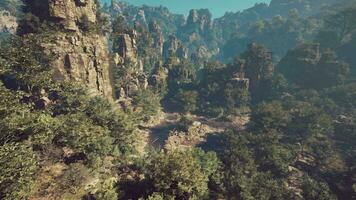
[134,9,147,26]
[114,30,138,62]
[22,0,98,32]
[112,29,148,101]
[163,35,188,61]
[186,9,213,31]
[149,20,164,54]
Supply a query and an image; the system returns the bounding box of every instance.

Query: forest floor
[137,112,249,153]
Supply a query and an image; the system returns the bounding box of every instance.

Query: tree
[286,101,334,163]
[240,43,274,103]
[174,89,198,114]
[251,101,291,132]
[220,131,292,199]
[301,175,336,200]
[133,88,162,122]
[278,44,349,89]
[145,149,219,199]
[0,143,38,200]
[167,61,196,94]
[223,82,250,113]
[0,35,54,92]
[317,6,356,48]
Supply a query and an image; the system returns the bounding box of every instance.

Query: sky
[103,0,270,18]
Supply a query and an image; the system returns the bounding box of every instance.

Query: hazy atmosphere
[0,0,355,199]
[102,0,270,17]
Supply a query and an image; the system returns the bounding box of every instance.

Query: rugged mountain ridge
[106,0,354,64]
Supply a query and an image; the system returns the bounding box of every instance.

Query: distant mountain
[106,0,355,64]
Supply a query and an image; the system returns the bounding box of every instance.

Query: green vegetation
[0,35,136,199]
[1,0,356,199]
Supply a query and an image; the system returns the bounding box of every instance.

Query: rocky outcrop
[22,0,113,100]
[191,46,216,67]
[0,10,17,34]
[149,21,164,55]
[47,0,97,31]
[114,30,138,62]
[112,30,148,100]
[163,35,189,61]
[48,33,113,99]
[186,9,213,32]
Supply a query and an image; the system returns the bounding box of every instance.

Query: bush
[0,143,38,200]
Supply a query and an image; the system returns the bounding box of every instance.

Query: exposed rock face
[149,21,164,55]
[48,33,113,99]
[114,30,138,62]
[135,9,147,26]
[22,0,113,100]
[186,9,213,32]
[112,30,148,100]
[191,46,214,67]
[0,10,17,34]
[163,35,189,61]
[47,0,96,31]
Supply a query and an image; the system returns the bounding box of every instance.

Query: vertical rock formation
[20,0,113,100]
[115,30,138,62]
[163,35,189,61]
[186,9,213,32]
[112,30,148,100]
[148,21,164,55]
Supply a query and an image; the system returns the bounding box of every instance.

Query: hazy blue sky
[103,0,270,18]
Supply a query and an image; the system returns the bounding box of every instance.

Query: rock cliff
[0,10,17,34]
[112,30,148,101]
[163,35,188,61]
[21,0,113,100]
[186,9,213,32]
[148,21,164,55]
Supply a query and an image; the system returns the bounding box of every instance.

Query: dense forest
[0,0,355,199]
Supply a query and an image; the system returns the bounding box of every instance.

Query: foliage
[317,6,356,49]
[144,149,220,199]
[0,0,21,16]
[173,89,198,114]
[219,132,293,199]
[301,175,336,200]
[278,44,349,89]
[132,88,162,122]
[0,35,137,198]
[220,13,321,61]
[0,142,38,200]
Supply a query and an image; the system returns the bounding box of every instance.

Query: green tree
[240,43,274,103]
[278,44,349,89]
[220,132,292,199]
[286,101,334,163]
[223,82,250,113]
[0,143,38,200]
[301,175,336,200]
[133,88,162,122]
[174,89,198,114]
[317,6,356,48]
[251,101,291,132]
[145,149,219,200]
